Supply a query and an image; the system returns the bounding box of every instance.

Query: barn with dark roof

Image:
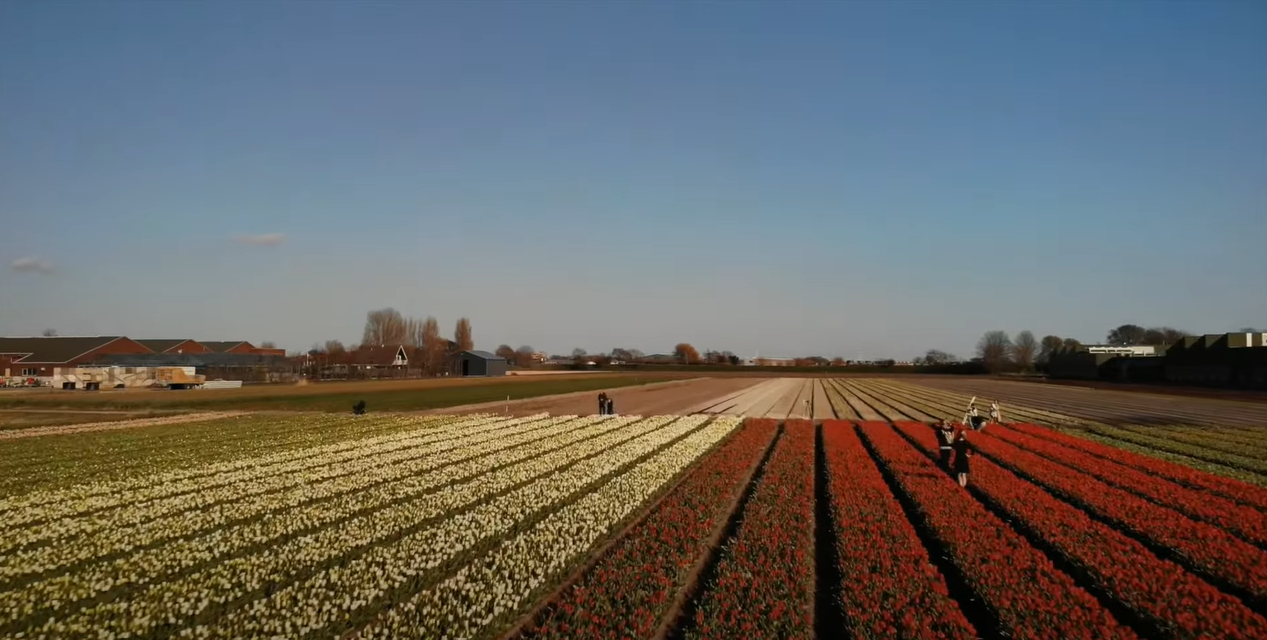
[450,350,507,377]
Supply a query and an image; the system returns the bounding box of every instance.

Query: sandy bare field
[906,377,1267,426]
[427,377,766,417]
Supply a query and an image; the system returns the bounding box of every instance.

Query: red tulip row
[894,422,1267,640]
[1008,423,1267,512]
[820,420,976,639]
[971,430,1267,602]
[518,418,779,640]
[686,419,815,640]
[856,421,1135,640]
[988,425,1267,546]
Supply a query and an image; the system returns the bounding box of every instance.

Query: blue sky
[2,0,1264,359]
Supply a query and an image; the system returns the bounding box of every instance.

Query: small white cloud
[11,256,56,275]
[234,233,286,247]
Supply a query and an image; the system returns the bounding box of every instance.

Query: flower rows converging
[685,419,815,640]
[857,421,1137,640]
[893,421,1267,640]
[969,427,1267,602]
[1005,422,1267,511]
[3,395,1265,640]
[821,420,976,639]
[519,417,777,639]
[987,424,1267,546]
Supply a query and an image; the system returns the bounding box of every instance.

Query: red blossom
[821,420,976,639]
[857,421,1136,640]
[687,420,816,640]
[895,420,1267,640]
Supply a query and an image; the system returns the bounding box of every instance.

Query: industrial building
[0,336,289,387]
[1046,332,1267,389]
[450,350,508,377]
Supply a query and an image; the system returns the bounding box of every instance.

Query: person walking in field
[598,392,608,415]
[965,396,988,431]
[953,430,973,487]
[936,420,955,471]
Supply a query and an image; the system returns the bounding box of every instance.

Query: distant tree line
[961,323,1198,374]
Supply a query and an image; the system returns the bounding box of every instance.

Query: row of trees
[304,308,475,376]
[968,323,1212,374]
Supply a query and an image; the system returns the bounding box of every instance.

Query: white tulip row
[356,415,743,640]
[0,413,498,524]
[0,414,628,617]
[0,415,598,584]
[16,414,665,638]
[0,414,561,556]
[175,415,713,640]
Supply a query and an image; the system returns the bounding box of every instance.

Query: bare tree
[674,343,701,364]
[610,348,634,362]
[921,349,956,365]
[830,357,845,366]
[418,316,446,375]
[323,340,346,355]
[454,318,474,352]
[41,328,57,337]
[571,348,588,364]
[976,330,1013,374]
[1011,331,1038,372]
[1062,337,1083,351]
[1037,335,1064,363]
[363,308,407,345]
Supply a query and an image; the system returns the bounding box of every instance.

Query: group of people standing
[935,397,1002,488]
[597,392,616,416]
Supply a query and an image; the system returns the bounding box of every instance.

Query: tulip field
[2,380,1266,639]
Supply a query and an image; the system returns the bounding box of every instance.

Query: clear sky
[2,0,1264,360]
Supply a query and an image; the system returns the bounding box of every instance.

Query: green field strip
[1115,424,1267,459]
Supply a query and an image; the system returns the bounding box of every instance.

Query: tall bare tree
[421,316,445,375]
[1011,331,1038,372]
[363,308,407,345]
[976,330,1013,374]
[323,340,346,355]
[454,318,474,352]
[403,318,424,348]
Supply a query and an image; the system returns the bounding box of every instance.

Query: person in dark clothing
[953,430,972,487]
[606,397,615,416]
[598,392,608,415]
[936,420,955,471]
